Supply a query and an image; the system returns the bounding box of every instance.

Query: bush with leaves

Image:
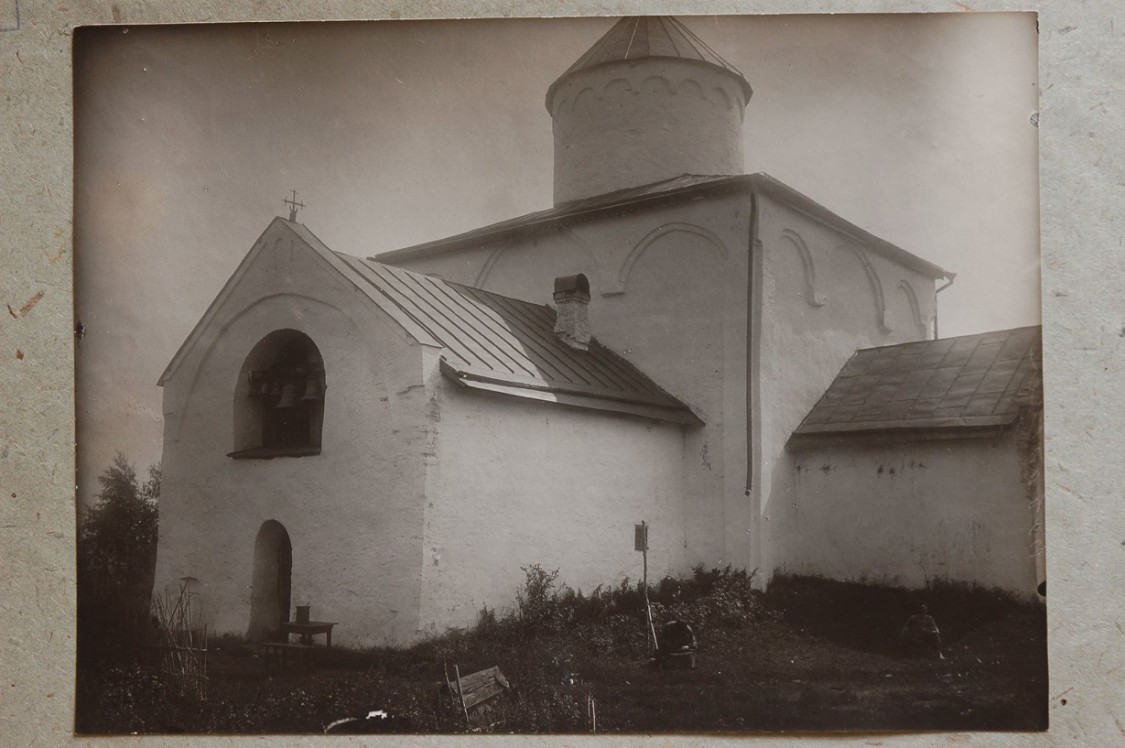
[516,564,567,629]
[487,564,767,660]
[77,452,161,661]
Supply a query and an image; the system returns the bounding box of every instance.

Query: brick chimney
[553,274,591,350]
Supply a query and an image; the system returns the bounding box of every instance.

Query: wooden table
[279,620,337,647]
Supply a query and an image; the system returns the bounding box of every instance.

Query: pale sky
[74,13,1040,502]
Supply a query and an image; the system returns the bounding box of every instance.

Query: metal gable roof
[160,218,697,424]
[792,326,1042,441]
[547,16,753,106]
[328,251,699,424]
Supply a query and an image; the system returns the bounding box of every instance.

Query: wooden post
[453,664,470,728]
[637,521,658,653]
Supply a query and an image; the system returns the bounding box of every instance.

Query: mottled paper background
[1,1,1121,746]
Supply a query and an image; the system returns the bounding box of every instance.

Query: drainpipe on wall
[746,192,759,497]
[745,191,762,581]
[933,272,957,339]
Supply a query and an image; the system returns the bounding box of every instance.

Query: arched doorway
[248,520,292,641]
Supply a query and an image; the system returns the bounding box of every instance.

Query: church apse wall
[418,364,687,633]
[154,229,432,647]
[751,192,940,582]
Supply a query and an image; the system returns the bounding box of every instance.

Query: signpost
[635,521,658,653]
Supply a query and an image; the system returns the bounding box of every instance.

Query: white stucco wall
[154,224,433,647]
[390,195,752,572]
[392,187,948,591]
[548,60,748,204]
[779,433,1041,598]
[752,193,939,581]
[419,368,687,633]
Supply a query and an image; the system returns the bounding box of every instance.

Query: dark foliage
[75,566,1047,734]
[77,452,160,665]
[765,573,1043,655]
[493,563,770,648]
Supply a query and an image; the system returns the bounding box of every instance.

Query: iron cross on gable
[283,190,305,222]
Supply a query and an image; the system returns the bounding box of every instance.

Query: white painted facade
[548,58,749,205]
[393,184,944,584]
[778,428,1044,597]
[154,17,1042,648]
[154,221,689,646]
[419,370,686,633]
[154,223,433,645]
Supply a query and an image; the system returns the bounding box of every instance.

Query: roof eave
[787,422,1013,450]
[749,173,949,280]
[376,175,757,263]
[375,173,948,281]
[440,357,702,426]
[157,216,294,386]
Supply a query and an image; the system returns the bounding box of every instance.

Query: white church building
[152,17,1044,646]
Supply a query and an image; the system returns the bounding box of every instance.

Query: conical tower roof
[547,16,752,107]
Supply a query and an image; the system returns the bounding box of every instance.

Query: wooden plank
[453,665,470,727]
[458,666,498,688]
[463,682,505,710]
[439,665,511,717]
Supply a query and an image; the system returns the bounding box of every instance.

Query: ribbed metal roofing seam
[555,16,749,87]
[331,249,691,414]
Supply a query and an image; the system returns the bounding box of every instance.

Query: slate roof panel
[879,400,914,421]
[793,326,1041,438]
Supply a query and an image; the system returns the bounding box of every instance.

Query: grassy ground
[75,573,1047,735]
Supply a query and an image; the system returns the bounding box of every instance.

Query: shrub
[764,572,1038,654]
[77,453,161,665]
[493,563,767,658]
[516,564,566,629]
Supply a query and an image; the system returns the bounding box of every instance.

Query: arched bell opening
[230,329,326,458]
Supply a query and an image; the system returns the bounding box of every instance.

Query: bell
[301,377,322,402]
[275,383,300,409]
[257,379,272,396]
[270,380,283,397]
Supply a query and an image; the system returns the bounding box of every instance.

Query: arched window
[230,330,326,458]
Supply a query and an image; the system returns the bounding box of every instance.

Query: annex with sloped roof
[153,215,695,645]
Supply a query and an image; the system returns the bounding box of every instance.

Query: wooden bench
[439,665,514,726]
[260,641,319,671]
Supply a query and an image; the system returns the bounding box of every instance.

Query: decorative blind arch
[780,228,827,308]
[838,243,892,334]
[611,222,729,295]
[898,280,928,337]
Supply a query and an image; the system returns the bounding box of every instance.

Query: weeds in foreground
[151,578,208,700]
[76,569,1045,735]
